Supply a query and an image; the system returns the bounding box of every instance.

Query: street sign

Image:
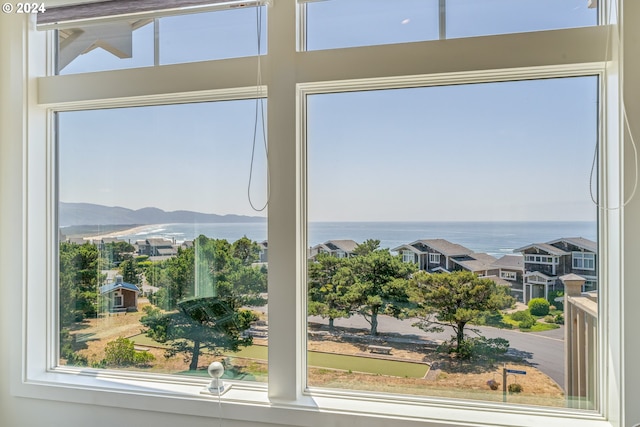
[505,369,527,375]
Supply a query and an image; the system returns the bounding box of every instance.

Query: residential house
[547,237,598,291]
[393,239,472,272]
[96,236,122,251]
[450,252,499,276]
[310,240,358,259]
[99,275,140,312]
[136,238,177,257]
[490,255,525,300]
[258,240,268,263]
[516,237,597,303]
[66,237,89,245]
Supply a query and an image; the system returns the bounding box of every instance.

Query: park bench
[367,345,392,355]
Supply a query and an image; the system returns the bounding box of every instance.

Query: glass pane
[58,100,268,384]
[303,0,597,51]
[446,0,597,39]
[58,6,266,74]
[304,0,440,51]
[306,77,598,409]
[159,7,266,65]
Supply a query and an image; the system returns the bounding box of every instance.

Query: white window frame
[525,255,558,265]
[113,291,123,308]
[428,253,441,264]
[501,271,517,281]
[573,251,597,270]
[4,1,637,426]
[402,251,415,263]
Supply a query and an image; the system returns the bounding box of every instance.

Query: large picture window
[306,76,598,408]
[6,0,627,426]
[57,100,268,381]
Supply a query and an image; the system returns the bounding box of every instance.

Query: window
[58,100,268,379]
[306,76,597,406]
[402,251,415,263]
[573,252,596,270]
[302,0,598,51]
[525,255,557,264]
[501,271,517,281]
[6,1,631,427]
[56,4,267,74]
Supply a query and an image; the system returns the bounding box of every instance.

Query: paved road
[308,314,565,388]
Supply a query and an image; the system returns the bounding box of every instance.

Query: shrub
[508,383,523,393]
[528,298,550,316]
[554,313,565,324]
[134,350,155,366]
[104,337,155,367]
[548,290,564,311]
[510,309,531,322]
[104,337,136,366]
[544,315,556,323]
[447,336,510,361]
[60,328,88,367]
[510,309,536,329]
[486,379,500,390]
[518,317,536,329]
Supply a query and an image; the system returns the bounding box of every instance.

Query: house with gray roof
[490,254,525,300]
[66,237,89,245]
[99,275,140,312]
[450,252,498,276]
[136,237,177,257]
[516,237,597,303]
[310,240,358,259]
[392,238,472,272]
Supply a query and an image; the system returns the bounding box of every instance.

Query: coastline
[61,224,157,240]
[88,224,158,240]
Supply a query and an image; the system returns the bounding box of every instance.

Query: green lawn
[129,334,429,378]
[502,312,561,332]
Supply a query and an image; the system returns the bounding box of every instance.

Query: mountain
[59,202,265,226]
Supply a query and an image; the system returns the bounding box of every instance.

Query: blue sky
[58,0,598,222]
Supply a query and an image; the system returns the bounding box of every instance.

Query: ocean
[113,221,597,257]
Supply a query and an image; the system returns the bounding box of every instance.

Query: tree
[343,245,416,336]
[100,241,135,268]
[307,253,353,329]
[352,239,381,257]
[59,241,104,327]
[119,257,142,284]
[141,235,267,370]
[141,296,256,371]
[163,246,196,309]
[231,236,261,265]
[409,271,515,357]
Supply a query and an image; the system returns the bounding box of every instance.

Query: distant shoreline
[61,224,149,239]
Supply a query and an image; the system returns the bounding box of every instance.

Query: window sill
[12,368,612,427]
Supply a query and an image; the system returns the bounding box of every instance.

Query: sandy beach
[61,224,159,240]
[87,224,157,240]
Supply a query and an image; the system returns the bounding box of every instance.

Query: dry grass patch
[64,307,564,407]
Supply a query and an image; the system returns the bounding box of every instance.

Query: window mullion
[265,0,304,402]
